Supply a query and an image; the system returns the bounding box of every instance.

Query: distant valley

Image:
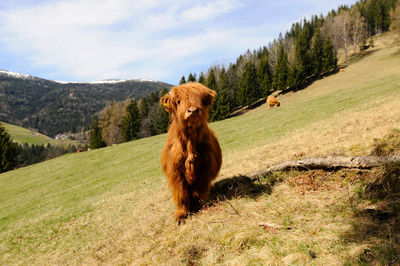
[0,70,172,137]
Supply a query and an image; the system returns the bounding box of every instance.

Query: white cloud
[181,0,242,22]
[0,0,357,83]
[0,0,251,82]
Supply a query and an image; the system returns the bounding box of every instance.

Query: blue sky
[0,0,357,84]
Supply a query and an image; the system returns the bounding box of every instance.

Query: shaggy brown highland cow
[266,95,280,108]
[160,83,222,222]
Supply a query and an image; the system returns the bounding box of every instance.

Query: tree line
[89,88,170,148]
[178,0,398,122]
[88,0,400,149]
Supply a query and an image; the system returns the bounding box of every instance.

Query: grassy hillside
[1,122,52,145]
[1,33,400,265]
[1,122,80,147]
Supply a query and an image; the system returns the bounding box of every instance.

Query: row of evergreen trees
[88,0,399,149]
[179,19,337,122]
[358,0,397,35]
[178,0,397,122]
[18,143,85,167]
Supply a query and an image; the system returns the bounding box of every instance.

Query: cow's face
[160,83,216,129]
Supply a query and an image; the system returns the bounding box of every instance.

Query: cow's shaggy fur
[267,95,281,108]
[160,83,222,222]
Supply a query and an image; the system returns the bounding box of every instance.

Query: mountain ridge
[0,69,160,84]
[0,70,173,137]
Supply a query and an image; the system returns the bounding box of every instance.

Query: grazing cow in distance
[267,95,280,108]
[160,82,222,223]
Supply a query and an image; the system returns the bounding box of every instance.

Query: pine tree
[206,68,218,91]
[378,0,391,32]
[120,99,141,142]
[365,0,392,34]
[89,115,106,149]
[256,47,272,96]
[206,68,219,119]
[179,75,186,85]
[238,61,259,106]
[0,123,19,173]
[294,29,312,85]
[198,72,205,84]
[155,88,170,134]
[322,36,338,71]
[211,68,231,121]
[187,73,197,82]
[272,44,289,91]
[312,28,324,75]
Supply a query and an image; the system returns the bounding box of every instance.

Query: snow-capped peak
[0,69,160,84]
[0,70,32,79]
[55,78,157,84]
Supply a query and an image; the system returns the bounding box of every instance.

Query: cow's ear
[203,89,217,107]
[160,93,172,113]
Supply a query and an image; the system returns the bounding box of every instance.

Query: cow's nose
[187,107,199,115]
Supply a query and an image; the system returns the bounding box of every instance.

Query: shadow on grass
[206,174,277,204]
[342,163,400,264]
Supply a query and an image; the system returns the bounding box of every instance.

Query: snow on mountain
[0,70,32,79]
[0,70,159,84]
[55,78,157,84]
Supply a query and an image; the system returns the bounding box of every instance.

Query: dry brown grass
[222,96,400,179]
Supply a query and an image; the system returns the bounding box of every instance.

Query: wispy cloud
[0,0,357,83]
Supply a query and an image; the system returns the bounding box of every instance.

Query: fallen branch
[251,155,400,178]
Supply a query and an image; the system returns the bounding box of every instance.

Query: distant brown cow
[160,83,222,223]
[267,95,280,108]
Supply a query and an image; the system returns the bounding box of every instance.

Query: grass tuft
[371,128,400,156]
[364,163,400,200]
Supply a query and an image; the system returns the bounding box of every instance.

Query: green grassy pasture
[1,122,52,145]
[1,34,400,264]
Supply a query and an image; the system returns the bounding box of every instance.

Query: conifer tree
[312,28,324,75]
[272,44,289,91]
[322,36,338,71]
[206,68,218,119]
[179,75,186,85]
[294,30,312,85]
[198,72,205,84]
[211,68,231,121]
[256,47,272,96]
[155,88,170,134]
[120,99,141,142]
[238,61,259,106]
[206,68,218,91]
[365,0,392,34]
[187,73,197,82]
[0,123,19,173]
[89,115,106,149]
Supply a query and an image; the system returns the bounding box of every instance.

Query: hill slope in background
[0,33,400,264]
[1,121,52,145]
[0,71,172,137]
